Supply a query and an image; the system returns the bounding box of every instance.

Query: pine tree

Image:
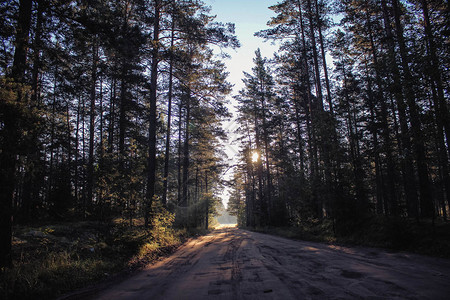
[0,0,33,268]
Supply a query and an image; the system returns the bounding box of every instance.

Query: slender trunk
[0,110,16,268]
[49,70,57,198]
[162,18,175,207]
[305,0,324,110]
[118,69,127,158]
[65,99,72,188]
[307,0,333,217]
[182,90,191,208]
[205,171,209,230]
[421,0,450,159]
[75,98,81,202]
[314,0,333,114]
[249,162,256,227]
[87,41,98,209]
[21,0,45,221]
[341,61,365,204]
[297,0,319,217]
[366,7,398,215]
[380,0,418,217]
[97,75,104,214]
[81,95,87,216]
[292,91,305,179]
[260,94,272,224]
[253,96,264,226]
[246,133,255,227]
[108,76,116,153]
[392,0,432,218]
[31,0,43,105]
[244,171,251,227]
[430,76,450,221]
[99,75,104,155]
[11,0,32,82]
[314,0,341,196]
[194,167,199,224]
[177,99,183,206]
[364,60,384,214]
[0,0,32,268]
[145,0,161,227]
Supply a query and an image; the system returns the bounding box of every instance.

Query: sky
[203,0,279,207]
[205,0,278,92]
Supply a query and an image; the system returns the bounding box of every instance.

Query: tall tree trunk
[99,75,104,155]
[162,18,175,207]
[0,0,33,268]
[420,0,450,159]
[11,0,32,82]
[177,98,183,206]
[305,0,324,111]
[260,95,272,224]
[31,0,43,105]
[49,71,57,199]
[313,0,333,114]
[314,0,341,200]
[341,61,365,204]
[65,99,72,198]
[365,6,398,215]
[380,0,418,217]
[108,76,116,153]
[81,95,87,216]
[22,0,45,222]
[253,96,264,226]
[430,75,450,221]
[182,90,191,208]
[364,61,384,214]
[118,68,127,158]
[204,171,209,230]
[292,90,305,181]
[392,0,433,219]
[145,0,161,227]
[246,128,256,227]
[87,41,98,210]
[75,98,81,203]
[97,75,104,216]
[306,0,334,218]
[194,167,199,225]
[297,0,319,218]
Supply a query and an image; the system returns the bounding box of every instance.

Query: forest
[228,0,450,235]
[1,0,239,269]
[0,0,449,298]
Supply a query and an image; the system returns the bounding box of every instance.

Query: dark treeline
[0,0,238,268]
[228,0,449,231]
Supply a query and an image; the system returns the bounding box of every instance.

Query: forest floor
[89,226,450,299]
[250,217,450,259]
[0,219,208,300]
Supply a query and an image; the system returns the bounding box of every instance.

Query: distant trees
[0,0,238,268]
[231,0,449,230]
[235,49,277,226]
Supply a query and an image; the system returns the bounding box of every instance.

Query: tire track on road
[90,227,450,300]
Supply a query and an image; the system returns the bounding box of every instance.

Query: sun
[251,151,259,163]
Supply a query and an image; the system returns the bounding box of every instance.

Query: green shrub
[1,218,198,300]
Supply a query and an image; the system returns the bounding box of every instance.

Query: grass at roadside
[0,216,209,300]
[247,217,450,259]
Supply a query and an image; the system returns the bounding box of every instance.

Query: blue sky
[205,0,279,93]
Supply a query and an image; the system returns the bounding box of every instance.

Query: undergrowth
[0,209,206,300]
[248,216,450,259]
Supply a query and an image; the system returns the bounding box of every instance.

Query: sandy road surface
[93,226,450,299]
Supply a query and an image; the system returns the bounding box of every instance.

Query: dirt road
[93,226,450,299]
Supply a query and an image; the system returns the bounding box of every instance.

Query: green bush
[1,217,196,300]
